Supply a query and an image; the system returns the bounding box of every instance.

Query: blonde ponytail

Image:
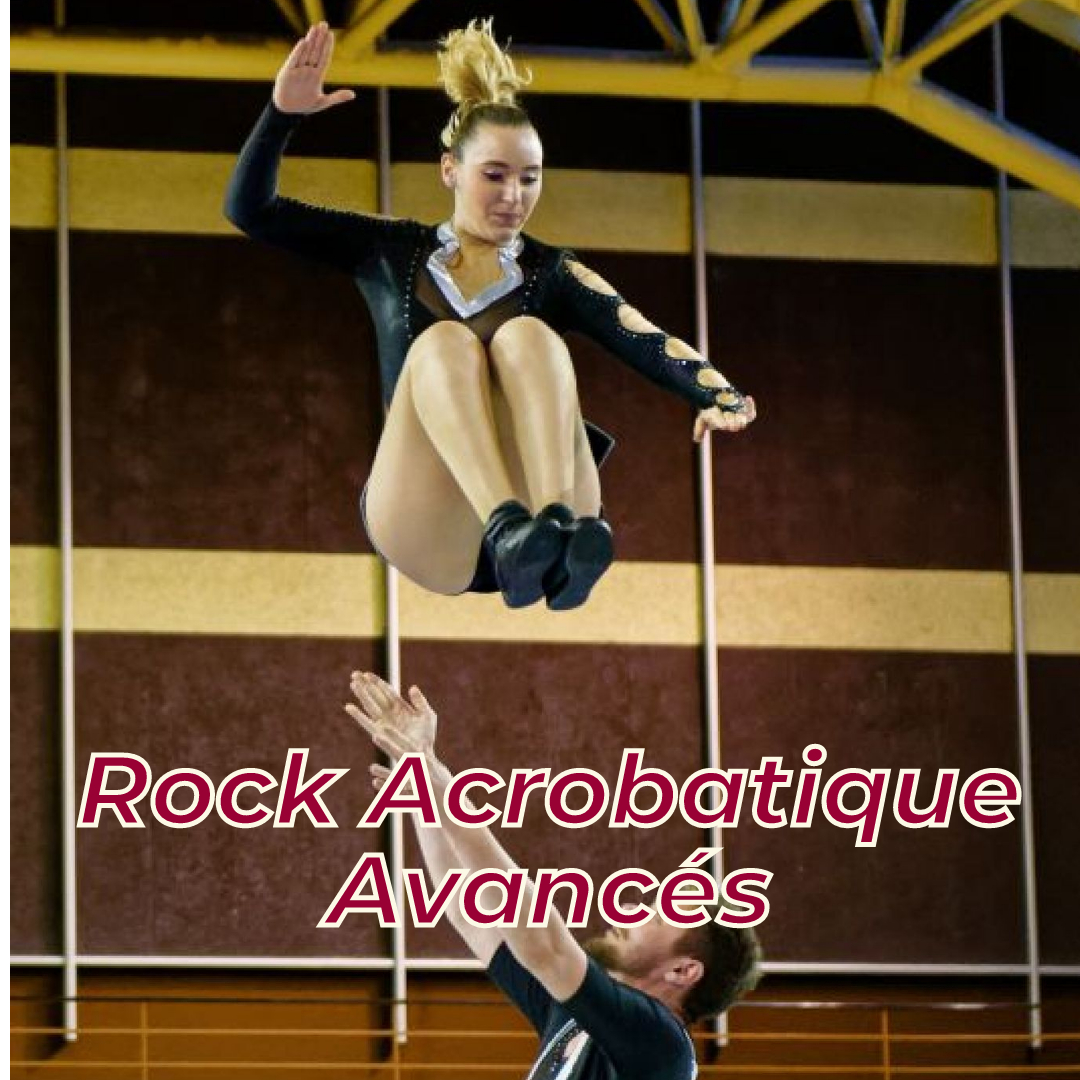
[437,19,532,154]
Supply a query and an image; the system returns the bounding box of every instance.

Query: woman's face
[441,121,543,247]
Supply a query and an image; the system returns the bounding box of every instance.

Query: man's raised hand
[346,672,437,755]
[273,21,356,115]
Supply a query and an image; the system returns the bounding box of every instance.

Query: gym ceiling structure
[10,0,1080,1076]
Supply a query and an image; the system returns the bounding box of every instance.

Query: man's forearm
[431,761,586,998]
[411,784,503,964]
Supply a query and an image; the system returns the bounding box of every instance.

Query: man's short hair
[678,921,762,1024]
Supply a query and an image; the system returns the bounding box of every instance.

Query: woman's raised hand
[273,21,356,115]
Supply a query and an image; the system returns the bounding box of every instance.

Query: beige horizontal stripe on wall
[10,146,378,236]
[10,546,1079,654]
[10,146,1080,267]
[10,546,384,638]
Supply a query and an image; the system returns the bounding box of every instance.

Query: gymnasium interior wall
[9,15,1080,1070]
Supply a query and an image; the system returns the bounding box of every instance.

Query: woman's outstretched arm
[551,253,756,439]
[224,22,411,272]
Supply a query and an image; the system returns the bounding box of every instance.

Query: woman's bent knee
[412,319,483,353]
[407,321,490,388]
[490,315,565,354]
[490,318,573,388]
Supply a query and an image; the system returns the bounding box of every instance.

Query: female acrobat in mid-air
[226,19,756,611]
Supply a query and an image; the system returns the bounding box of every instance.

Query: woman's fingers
[320,88,356,110]
[295,24,318,67]
[316,21,334,69]
[286,37,307,69]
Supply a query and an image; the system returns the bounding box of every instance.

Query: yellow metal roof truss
[10,0,1080,209]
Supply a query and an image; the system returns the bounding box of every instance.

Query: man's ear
[440,152,457,189]
[665,956,704,990]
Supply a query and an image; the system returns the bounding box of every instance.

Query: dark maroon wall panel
[10,633,63,955]
[718,649,1025,964]
[707,258,1008,570]
[74,634,385,955]
[569,252,701,563]
[1030,656,1080,965]
[69,234,382,552]
[1015,268,1080,574]
[11,230,59,546]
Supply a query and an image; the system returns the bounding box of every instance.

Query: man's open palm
[347,671,437,756]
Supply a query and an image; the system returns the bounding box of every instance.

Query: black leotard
[224,102,743,422]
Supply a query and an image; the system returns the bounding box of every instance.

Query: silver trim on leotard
[426,220,524,318]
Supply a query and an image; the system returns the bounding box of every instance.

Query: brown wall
[9,45,1079,977]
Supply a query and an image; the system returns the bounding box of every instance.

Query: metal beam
[269,0,306,35]
[851,0,884,62]
[10,32,1080,209]
[676,0,708,56]
[875,76,1080,206]
[337,0,418,56]
[893,0,1025,78]
[630,0,689,53]
[883,0,907,58]
[1012,0,1080,49]
[298,0,325,26]
[8,31,877,101]
[718,0,768,41]
[711,0,833,71]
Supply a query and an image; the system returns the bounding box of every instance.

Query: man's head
[583,914,761,1024]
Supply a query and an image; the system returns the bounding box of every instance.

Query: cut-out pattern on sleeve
[557,254,745,413]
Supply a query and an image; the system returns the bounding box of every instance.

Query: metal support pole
[690,100,728,1050]
[376,84,408,1047]
[990,21,1042,1052]
[55,41,79,1042]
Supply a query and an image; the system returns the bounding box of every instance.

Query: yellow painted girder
[628,0,688,52]
[9,30,1080,209]
[883,0,907,56]
[892,0,1025,78]
[269,0,306,35]
[727,0,768,38]
[711,0,833,71]
[1012,0,1080,49]
[298,0,325,27]
[676,0,707,56]
[337,0,419,57]
[875,77,1080,206]
[8,30,875,101]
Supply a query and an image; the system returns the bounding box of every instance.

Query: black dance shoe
[482,499,564,609]
[540,504,615,611]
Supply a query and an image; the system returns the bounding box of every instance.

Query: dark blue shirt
[488,944,697,1080]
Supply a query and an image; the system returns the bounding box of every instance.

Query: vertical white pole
[375,84,408,1047]
[991,21,1041,1052]
[690,100,728,1050]
[55,55,79,1043]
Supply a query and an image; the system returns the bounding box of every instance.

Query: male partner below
[346,672,761,1080]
